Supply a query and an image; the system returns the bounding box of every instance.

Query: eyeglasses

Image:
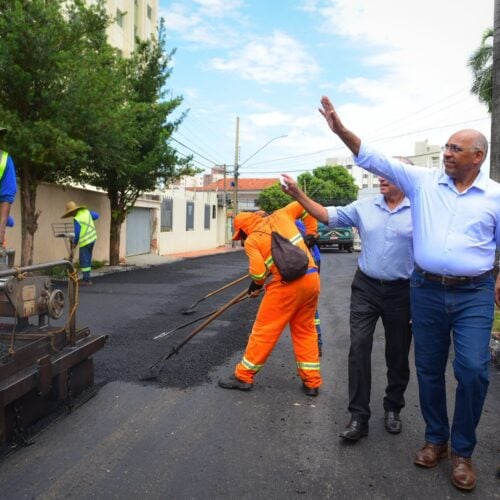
[441,144,480,153]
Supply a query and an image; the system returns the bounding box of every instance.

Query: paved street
[0,250,497,499]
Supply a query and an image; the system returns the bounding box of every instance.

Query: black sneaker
[218,375,253,391]
[302,383,319,397]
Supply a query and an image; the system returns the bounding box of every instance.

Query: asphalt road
[0,250,498,499]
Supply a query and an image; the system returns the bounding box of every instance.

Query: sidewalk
[93,244,244,277]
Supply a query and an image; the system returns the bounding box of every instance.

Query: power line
[170,137,218,167]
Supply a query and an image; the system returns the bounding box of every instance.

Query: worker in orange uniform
[218,201,322,396]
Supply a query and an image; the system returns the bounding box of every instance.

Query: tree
[0,0,113,265]
[256,183,293,213]
[257,165,358,213]
[0,1,193,266]
[469,28,493,113]
[77,21,194,265]
[297,165,358,206]
[492,0,500,182]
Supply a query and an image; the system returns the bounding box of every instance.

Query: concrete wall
[158,189,224,254]
[7,183,226,266]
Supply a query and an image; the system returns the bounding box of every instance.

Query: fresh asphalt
[0,250,497,499]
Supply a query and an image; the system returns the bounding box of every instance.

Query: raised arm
[319,96,361,156]
[280,175,328,224]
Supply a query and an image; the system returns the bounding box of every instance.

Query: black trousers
[348,269,412,422]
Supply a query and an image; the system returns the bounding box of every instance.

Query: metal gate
[126,207,151,256]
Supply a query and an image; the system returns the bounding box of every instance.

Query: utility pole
[233,117,240,217]
[223,163,228,243]
[231,118,240,248]
[491,0,500,181]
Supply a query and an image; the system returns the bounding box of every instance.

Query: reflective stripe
[289,232,303,245]
[314,318,321,326]
[0,151,8,179]
[297,361,320,370]
[75,209,97,247]
[80,266,92,272]
[241,356,263,372]
[250,271,267,280]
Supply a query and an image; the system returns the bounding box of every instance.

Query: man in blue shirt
[283,173,413,442]
[0,127,17,249]
[316,95,499,492]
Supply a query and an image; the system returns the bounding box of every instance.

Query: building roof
[193,178,280,192]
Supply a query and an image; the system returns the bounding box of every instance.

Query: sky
[158,0,494,179]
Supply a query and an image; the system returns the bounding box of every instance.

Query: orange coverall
[232,202,321,389]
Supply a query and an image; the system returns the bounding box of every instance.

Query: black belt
[358,269,410,286]
[414,264,493,286]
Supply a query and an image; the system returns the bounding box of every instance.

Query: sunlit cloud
[209,31,320,84]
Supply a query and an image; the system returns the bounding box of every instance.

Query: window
[212,205,216,219]
[147,5,152,20]
[186,202,194,231]
[161,197,173,232]
[204,204,211,230]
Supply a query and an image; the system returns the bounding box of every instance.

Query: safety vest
[0,151,9,180]
[74,209,97,248]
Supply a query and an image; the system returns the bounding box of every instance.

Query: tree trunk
[19,168,40,266]
[491,0,500,181]
[109,216,121,266]
[108,191,124,266]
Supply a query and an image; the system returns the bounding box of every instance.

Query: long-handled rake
[180,274,248,315]
[154,293,249,341]
[140,288,248,381]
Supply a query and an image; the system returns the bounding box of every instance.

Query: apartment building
[86,0,158,56]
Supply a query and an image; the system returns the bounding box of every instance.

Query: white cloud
[248,112,293,127]
[192,0,244,17]
[160,2,242,48]
[209,31,320,84]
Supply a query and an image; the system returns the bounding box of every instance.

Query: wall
[8,184,110,266]
[158,189,224,254]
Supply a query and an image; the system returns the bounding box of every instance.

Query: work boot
[302,383,319,397]
[218,375,253,391]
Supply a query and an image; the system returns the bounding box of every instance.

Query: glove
[247,281,263,296]
[304,234,318,249]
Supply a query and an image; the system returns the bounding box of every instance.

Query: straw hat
[61,201,86,218]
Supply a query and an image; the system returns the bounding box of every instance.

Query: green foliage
[468,28,493,113]
[0,1,194,264]
[257,165,357,212]
[298,165,358,206]
[256,183,293,213]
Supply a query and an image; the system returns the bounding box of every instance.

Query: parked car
[316,222,354,252]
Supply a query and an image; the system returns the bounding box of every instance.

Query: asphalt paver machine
[0,250,106,444]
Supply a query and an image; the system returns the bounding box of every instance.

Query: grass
[494,307,500,334]
[43,260,107,279]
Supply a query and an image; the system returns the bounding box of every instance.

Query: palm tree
[469,28,493,113]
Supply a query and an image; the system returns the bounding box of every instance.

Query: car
[316,222,354,252]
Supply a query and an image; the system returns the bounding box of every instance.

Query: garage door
[126,207,151,256]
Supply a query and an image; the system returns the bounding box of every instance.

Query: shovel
[140,288,249,381]
[180,273,248,315]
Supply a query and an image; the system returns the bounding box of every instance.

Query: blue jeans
[79,242,95,281]
[410,270,494,457]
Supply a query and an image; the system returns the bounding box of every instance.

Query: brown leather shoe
[451,454,476,491]
[414,442,448,468]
